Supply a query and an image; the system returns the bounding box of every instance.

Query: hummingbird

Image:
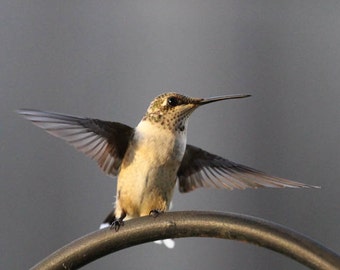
[17,92,318,231]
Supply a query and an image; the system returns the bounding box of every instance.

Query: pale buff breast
[117,120,186,217]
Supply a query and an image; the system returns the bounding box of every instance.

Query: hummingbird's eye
[167,96,179,107]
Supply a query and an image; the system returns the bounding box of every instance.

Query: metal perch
[30,211,340,270]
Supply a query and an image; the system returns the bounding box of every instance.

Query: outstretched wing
[17,109,134,176]
[177,144,319,193]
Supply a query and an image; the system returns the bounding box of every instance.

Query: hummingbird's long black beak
[199,94,251,105]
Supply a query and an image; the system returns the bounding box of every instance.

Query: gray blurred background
[1,1,340,269]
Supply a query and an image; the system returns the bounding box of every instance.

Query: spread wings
[177,144,318,193]
[17,109,134,176]
[18,110,318,191]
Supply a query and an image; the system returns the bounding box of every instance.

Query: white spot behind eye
[161,99,168,107]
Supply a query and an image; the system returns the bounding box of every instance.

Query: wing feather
[177,144,319,193]
[17,109,134,176]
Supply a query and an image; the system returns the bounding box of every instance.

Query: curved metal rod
[30,211,340,270]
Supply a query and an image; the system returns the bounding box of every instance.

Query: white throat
[135,119,187,162]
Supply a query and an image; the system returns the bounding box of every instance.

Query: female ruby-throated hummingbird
[17,92,318,231]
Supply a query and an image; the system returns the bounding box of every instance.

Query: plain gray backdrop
[1,1,339,269]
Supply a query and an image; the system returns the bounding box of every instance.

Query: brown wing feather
[177,144,319,193]
[17,109,134,176]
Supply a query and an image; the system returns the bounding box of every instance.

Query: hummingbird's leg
[110,211,126,232]
[149,209,164,218]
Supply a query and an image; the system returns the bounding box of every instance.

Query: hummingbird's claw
[149,209,164,218]
[110,218,124,232]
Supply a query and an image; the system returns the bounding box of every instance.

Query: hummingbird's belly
[116,127,184,217]
[117,161,179,217]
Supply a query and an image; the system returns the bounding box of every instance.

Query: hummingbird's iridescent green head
[143,92,251,132]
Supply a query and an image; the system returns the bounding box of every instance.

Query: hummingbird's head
[143,92,202,132]
[143,92,251,132]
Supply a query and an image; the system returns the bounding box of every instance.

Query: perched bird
[17,92,318,233]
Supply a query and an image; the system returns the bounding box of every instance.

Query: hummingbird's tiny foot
[110,218,124,232]
[149,209,164,218]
